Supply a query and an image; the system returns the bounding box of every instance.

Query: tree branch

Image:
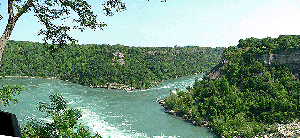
[8,0,14,20]
[14,0,34,22]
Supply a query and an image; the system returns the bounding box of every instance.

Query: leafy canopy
[0,76,24,106]
[164,35,300,137]
[4,0,165,52]
[21,93,102,138]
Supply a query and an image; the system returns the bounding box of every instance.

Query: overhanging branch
[8,0,14,20]
[14,0,34,22]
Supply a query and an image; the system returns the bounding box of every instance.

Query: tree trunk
[0,0,16,65]
[0,0,33,65]
[0,20,16,65]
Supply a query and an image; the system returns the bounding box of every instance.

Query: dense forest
[0,40,224,90]
[163,35,300,137]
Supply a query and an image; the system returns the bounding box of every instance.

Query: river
[0,74,216,138]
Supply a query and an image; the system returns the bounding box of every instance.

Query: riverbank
[88,82,159,91]
[157,98,300,138]
[90,73,206,91]
[157,98,209,127]
[4,73,205,91]
[3,75,160,91]
[4,75,56,79]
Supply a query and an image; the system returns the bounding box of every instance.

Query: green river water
[0,74,216,138]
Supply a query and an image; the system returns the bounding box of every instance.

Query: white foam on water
[162,85,170,89]
[39,117,53,123]
[78,107,147,138]
[153,136,180,138]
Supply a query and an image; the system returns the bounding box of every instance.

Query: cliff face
[206,59,227,80]
[257,50,300,74]
[207,50,300,79]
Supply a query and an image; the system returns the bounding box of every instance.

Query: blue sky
[1,0,300,47]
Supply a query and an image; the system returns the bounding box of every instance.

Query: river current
[0,75,216,138]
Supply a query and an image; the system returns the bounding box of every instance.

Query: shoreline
[88,73,204,91]
[3,73,205,91]
[157,98,300,138]
[157,98,210,127]
[3,75,159,91]
[4,75,56,79]
[88,82,160,91]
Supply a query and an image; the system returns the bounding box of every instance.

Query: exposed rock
[5,75,56,79]
[165,110,176,116]
[147,51,156,55]
[113,50,124,58]
[206,59,227,80]
[117,59,125,65]
[96,83,135,91]
[207,49,300,80]
[276,119,300,137]
[112,50,126,66]
[256,50,300,75]
[157,98,202,126]
[157,99,165,105]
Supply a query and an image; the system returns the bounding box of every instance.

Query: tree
[21,93,102,137]
[0,0,165,137]
[0,0,168,108]
[0,0,127,62]
[0,0,168,62]
[0,77,24,106]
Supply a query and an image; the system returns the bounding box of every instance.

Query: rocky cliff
[207,49,300,79]
[257,50,300,74]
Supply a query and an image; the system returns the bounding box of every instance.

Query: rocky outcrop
[254,119,300,138]
[207,49,300,80]
[89,81,159,91]
[276,120,300,137]
[256,50,300,74]
[206,59,227,80]
[157,99,208,127]
[113,50,124,58]
[157,99,176,116]
[89,82,136,91]
[112,50,125,65]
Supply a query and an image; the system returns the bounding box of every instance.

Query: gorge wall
[208,49,300,79]
[257,50,300,74]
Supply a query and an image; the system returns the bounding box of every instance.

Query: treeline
[0,40,224,89]
[164,35,300,137]
[237,35,300,54]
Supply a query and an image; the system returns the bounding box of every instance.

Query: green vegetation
[21,94,101,138]
[164,35,300,137]
[0,41,224,89]
[0,76,24,106]
[237,35,300,54]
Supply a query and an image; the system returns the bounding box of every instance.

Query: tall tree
[0,0,167,63]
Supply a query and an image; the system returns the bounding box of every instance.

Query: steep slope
[0,41,224,90]
[163,35,300,137]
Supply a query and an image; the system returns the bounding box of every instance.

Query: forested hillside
[163,35,300,137]
[0,41,224,90]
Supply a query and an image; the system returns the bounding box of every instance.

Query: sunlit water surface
[0,75,216,138]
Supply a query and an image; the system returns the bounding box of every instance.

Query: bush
[21,94,101,138]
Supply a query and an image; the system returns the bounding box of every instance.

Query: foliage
[0,76,24,106]
[0,41,224,89]
[237,35,300,54]
[21,94,102,138]
[1,0,161,137]
[164,35,300,137]
[2,0,129,53]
